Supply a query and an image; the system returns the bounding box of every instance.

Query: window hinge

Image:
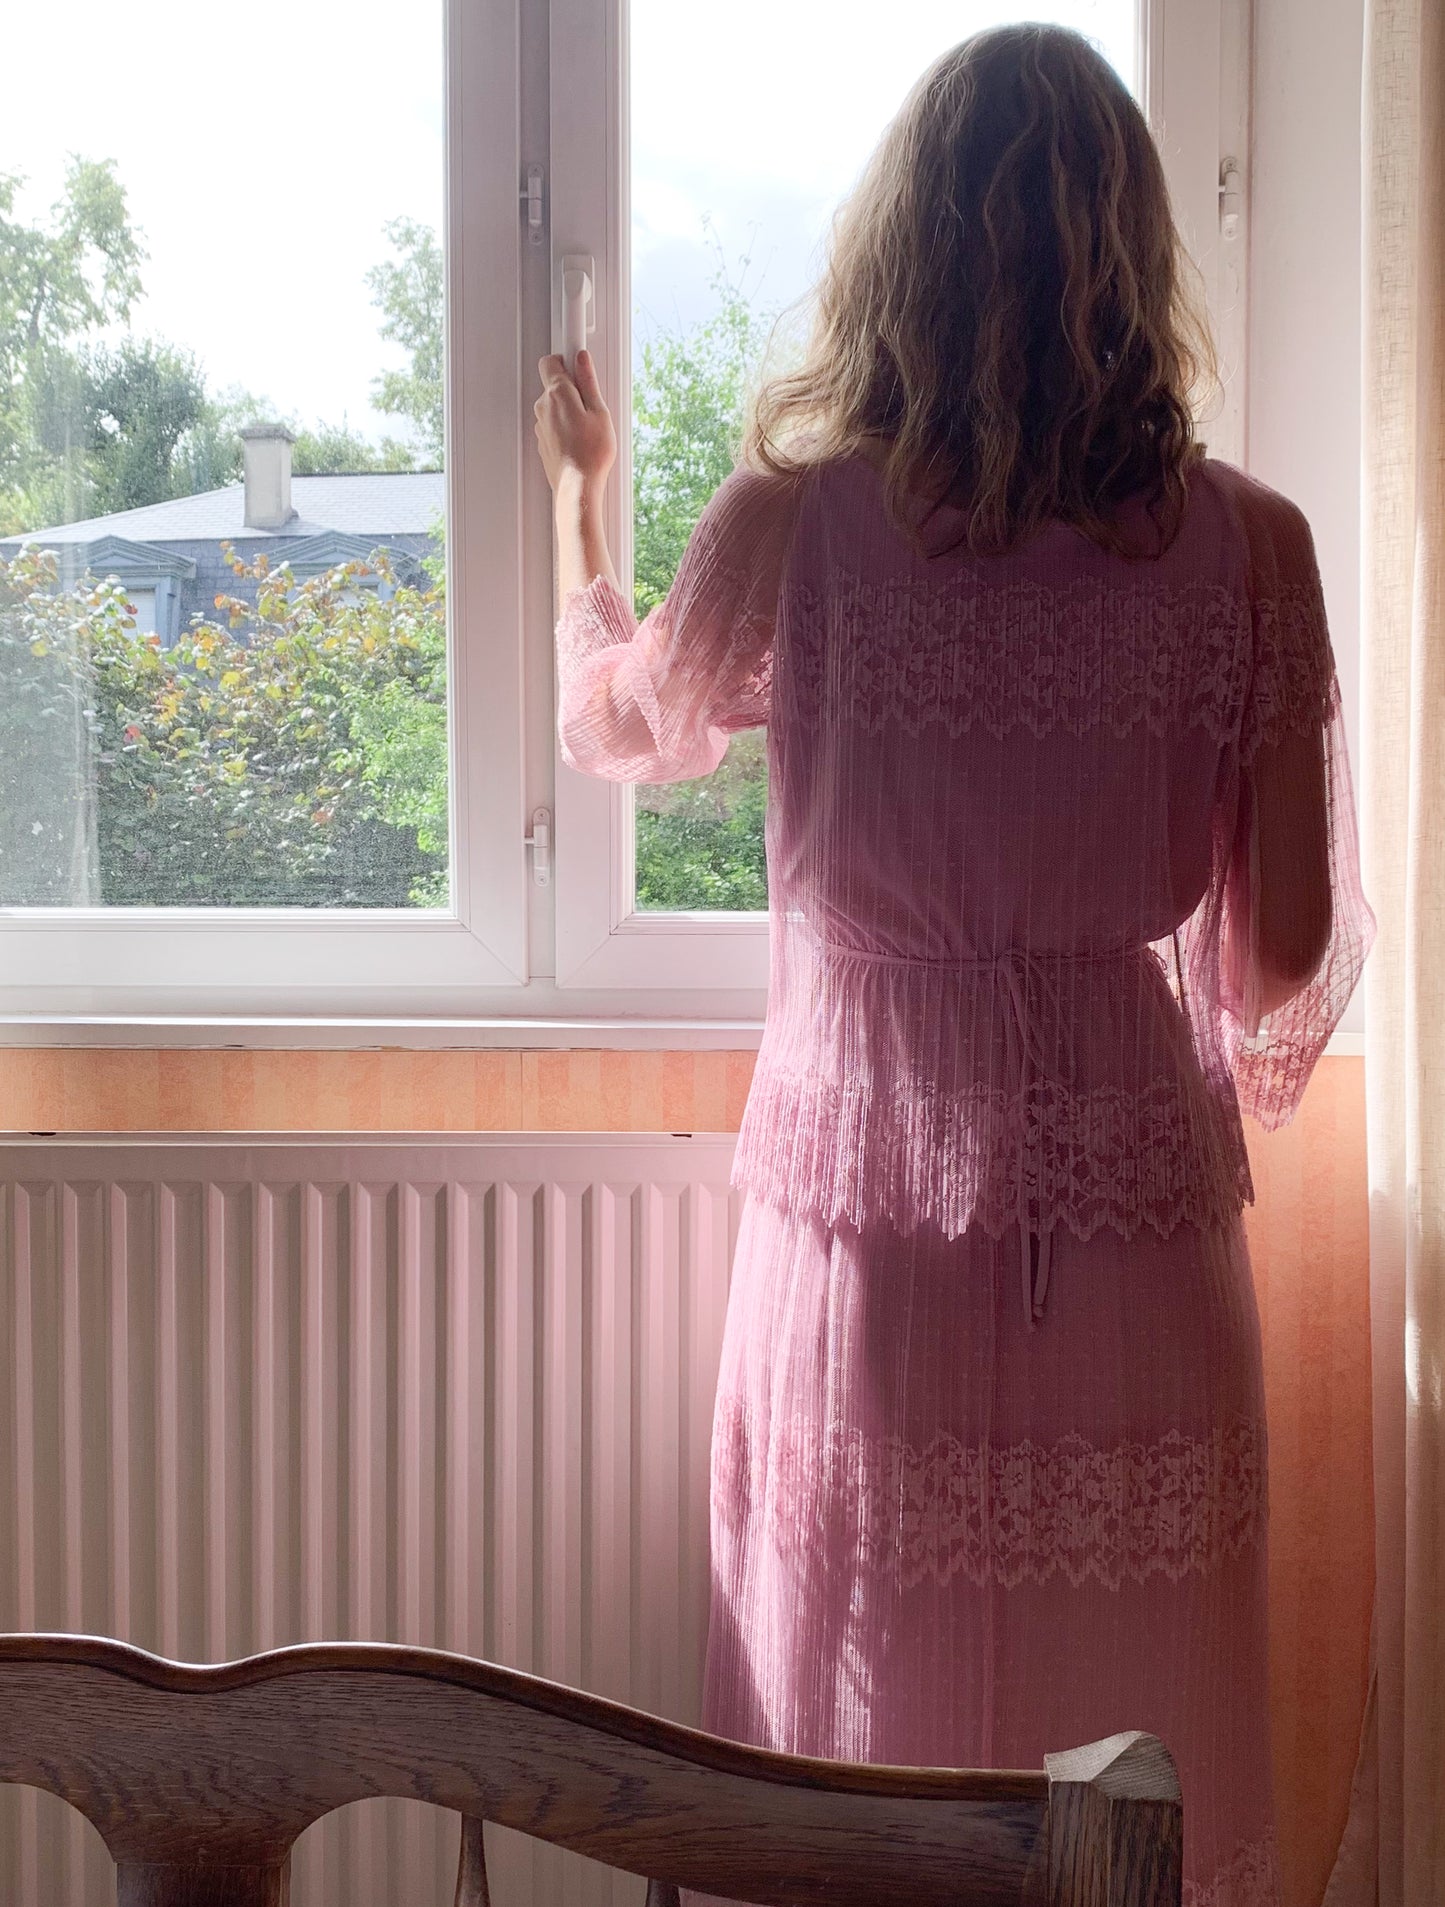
[521,164,545,245]
[524,806,552,886]
[1219,158,1244,241]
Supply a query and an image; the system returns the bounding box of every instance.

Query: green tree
[1,185,437,529]
[631,251,780,909]
[291,419,418,475]
[366,217,444,464]
[8,343,94,530]
[170,393,420,494]
[0,157,144,371]
[81,338,210,516]
[0,157,146,530]
[164,381,263,495]
[632,267,775,616]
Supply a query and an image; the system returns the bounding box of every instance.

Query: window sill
[0,1014,765,1051]
[0,1018,1362,1057]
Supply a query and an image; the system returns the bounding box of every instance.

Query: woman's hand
[534,350,617,494]
[538,349,622,601]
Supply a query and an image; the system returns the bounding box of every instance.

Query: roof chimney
[239,424,297,531]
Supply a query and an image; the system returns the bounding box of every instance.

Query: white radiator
[0,1133,742,1907]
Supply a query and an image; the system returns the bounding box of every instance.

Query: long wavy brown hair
[743,25,1216,558]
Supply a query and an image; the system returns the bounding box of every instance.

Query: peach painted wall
[0,1047,1371,1907]
[1245,1059,1373,1907]
[0,1046,755,1136]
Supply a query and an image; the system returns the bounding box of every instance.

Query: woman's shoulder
[711,458,817,506]
[681,462,814,570]
[1190,457,1319,580]
[698,459,817,544]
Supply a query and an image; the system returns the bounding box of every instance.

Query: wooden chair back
[0,1634,1181,1907]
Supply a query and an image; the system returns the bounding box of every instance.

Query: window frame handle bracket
[521,164,545,244]
[524,807,553,888]
[1219,157,1244,241]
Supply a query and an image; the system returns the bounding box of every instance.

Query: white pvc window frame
[550,0,1252,995]
[0,0,529,1020]
[0,0,1250,1031]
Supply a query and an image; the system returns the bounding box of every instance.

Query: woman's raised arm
[553,463,804,785]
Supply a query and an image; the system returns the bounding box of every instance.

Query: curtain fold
[1323,0,1445,1901]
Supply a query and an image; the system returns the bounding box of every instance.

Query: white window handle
[560,254,595,375]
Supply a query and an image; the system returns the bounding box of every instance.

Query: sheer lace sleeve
[555,464,804,782]
[1206,478,1375,1127]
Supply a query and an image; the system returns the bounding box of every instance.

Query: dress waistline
[812,937,1155,1329]
[814,938,1152,972]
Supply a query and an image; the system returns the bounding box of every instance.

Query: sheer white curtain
[1324,0,1445,1901]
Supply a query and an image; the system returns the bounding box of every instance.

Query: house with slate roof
[0,426,444,646]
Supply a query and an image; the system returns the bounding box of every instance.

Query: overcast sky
[632,0,1136,343]
[4,0,444,444]
[4,1,1132,450]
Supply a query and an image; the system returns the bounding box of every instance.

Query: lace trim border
[779,575,1332,759]
[733,1066,1252,1246]
[714,1401,1267,1592]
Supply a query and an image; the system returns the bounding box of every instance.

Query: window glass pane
[0,0,448,908]
[630,0,1137,913]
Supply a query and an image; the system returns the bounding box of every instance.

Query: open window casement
[549,0,1251,997]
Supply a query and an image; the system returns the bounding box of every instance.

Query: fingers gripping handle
[561,254,595,376]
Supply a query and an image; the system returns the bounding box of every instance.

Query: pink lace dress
[555,453,1372,1907]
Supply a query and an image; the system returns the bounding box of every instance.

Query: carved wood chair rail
[0,1633,1182,1907]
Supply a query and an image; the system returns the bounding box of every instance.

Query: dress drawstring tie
[816,935,1123,1331]
[993,949,1074,1332]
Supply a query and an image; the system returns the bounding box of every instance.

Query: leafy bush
[635,729,767,910]
[0,543,447,908]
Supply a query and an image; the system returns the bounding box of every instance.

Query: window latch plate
[524,807,552,887]
[521,164,545,244]
[1219,158,1244,240]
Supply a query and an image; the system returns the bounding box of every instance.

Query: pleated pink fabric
[556,452,1373,1907]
